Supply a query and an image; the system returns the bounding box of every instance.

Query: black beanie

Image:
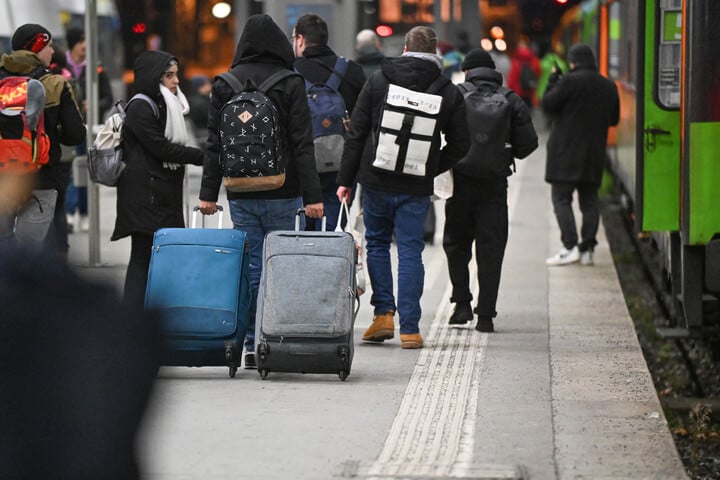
[66,27,85,51]
[568,44,597,69]
[461,48,496,70]
[11,23,52,53]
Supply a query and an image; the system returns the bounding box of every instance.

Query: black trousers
[443,177,508,319]
[122,233,154,313]
[550,181,599,252]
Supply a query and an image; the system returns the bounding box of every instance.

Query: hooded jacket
[507,45,541,101]
[111,50,204,240]
[336,55,470,196]
[0,50,86,190]
[454,67,538,180]
[199,14,322,205]
[541,44,620,186]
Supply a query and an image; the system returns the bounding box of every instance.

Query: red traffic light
[555,0,569,4]
[132,22,147,34]
[375,25,393,37]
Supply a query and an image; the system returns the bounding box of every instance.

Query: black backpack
[519,62,538,91]
[217,70,297,192]
[456,82,515,178]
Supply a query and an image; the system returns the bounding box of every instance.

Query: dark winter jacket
[111,50,204,240]
[72,60,114,119]
[199,14,322,206]
[454,67,538,180]
[355,44,385,80]
[542,45,620,186]
[0,51,86,191]
[336,55,471,196]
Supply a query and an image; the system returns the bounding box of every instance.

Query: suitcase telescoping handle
[295,208,326,232]
[191,205,224,229]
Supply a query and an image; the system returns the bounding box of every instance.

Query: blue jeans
[228,197,304,352]
[361,187,429,334]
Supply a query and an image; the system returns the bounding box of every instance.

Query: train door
[678,0,720,329]
[636,0,681,232]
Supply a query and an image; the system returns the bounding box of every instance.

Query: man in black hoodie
[292,13,366,232]
[443,48,538,333]
[199,14,323,368]
[336,25,470,349]
[542,44,619,267]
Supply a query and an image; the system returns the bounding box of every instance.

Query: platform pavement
[65,145,687,479]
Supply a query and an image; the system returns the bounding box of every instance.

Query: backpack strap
[307,57,349,92]
[425,74,449,95]
[218,71,244,94]
[127,93,159,119]
[258,70,299,94]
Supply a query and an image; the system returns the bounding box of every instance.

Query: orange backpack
[0,76,51,173]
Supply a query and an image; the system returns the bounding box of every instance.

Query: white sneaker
[580,250,594,266]
[546,246,580,266]
[79,215,89,232]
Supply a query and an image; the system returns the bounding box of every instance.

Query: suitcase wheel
[229,366,237,378]
[338,370,349,381]
[338,346,350,367]
[259,369,269,380]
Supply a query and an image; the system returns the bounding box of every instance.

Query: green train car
[556,0,720,335]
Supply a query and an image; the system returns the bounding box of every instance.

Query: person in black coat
[336,25,470,349]
[199,14,323,368]
[542,44,620,266]
[292,12,366,231]
[112,50,204,312]
[443,48,538,333]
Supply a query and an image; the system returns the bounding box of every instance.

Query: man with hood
[292,13,366,232]
[0,23,86,260]
[443,48,538,333]
[507,42,541,108]
[336,25,470,350]
[199,14,324,369]
[542,43,619,267]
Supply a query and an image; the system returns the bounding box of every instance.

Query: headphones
[25,33,51,53]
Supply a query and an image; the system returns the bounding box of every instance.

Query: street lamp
[212,1,231,19]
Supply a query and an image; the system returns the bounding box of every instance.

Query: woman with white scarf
[112,51,204,312]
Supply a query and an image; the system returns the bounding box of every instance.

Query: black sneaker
[244,353,257,369]
[475,316,494,333]
[449,302,473,325]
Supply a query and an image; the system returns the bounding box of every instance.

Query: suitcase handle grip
[192,205,224,229]
[295,208,326,232]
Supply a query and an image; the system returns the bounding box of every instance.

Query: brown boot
[362,311,395,342]
[400,333,424,349]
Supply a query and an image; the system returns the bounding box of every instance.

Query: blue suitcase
[144,206,250,377]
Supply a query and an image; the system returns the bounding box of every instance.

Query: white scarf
[159,84,190,170]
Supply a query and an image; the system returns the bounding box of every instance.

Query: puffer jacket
[111,50,204,240]
[199,14,322,206]
[336,54,470,196]
[0,51,86,190]
[542,45,620,186]
[454,66,538,179]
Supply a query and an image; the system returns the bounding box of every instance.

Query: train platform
[67,139,688,479]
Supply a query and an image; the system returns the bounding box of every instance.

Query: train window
[608,1,637,89]
[657,0,681,108]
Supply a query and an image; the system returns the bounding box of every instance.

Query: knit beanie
[568,44,597,69]
[66,27,85,51]
[12,23,52,53]
[461,48,496,70]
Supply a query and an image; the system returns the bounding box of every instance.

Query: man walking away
[542,44,619,267]
[443,48,538,333]
[355,29,385,79]
[292,13,366,232]
[336,25,470,349]
[199,14,324,368]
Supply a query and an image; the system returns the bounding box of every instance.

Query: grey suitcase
[255,209,358,381]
